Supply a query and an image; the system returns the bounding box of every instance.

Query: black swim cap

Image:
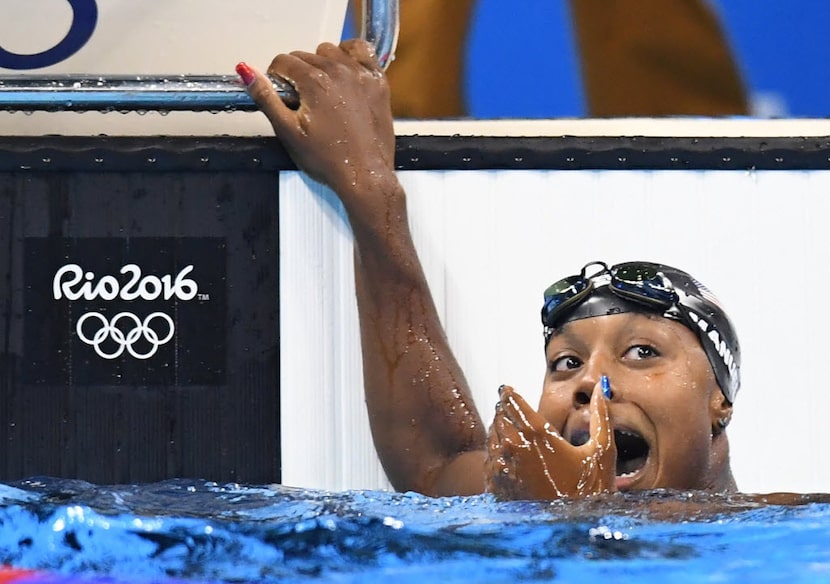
[542,262,741,403]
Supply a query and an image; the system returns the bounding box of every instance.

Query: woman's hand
[238,39,396,206]
[485,384,616,500]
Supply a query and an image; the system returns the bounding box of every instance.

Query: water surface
[0,478,828,583]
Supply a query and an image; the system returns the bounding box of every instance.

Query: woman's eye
[624,345,660,360]
[550,355,583,372]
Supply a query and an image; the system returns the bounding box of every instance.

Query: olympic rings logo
[76,311,175,360]
[0,0,98,70]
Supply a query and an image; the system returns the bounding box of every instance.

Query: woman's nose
[573,384,593,406]
[573,359,611,407]
[573,374,600,406]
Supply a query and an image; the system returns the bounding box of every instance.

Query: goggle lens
[611,263,678,306]
[542,275,590,326]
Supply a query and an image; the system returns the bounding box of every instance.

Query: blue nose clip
[601,375,613,400]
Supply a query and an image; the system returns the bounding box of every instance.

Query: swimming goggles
[541,261,679,329]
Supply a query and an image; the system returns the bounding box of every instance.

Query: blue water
[0,479,829,583]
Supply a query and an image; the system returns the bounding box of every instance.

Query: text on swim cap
[687,310,738,383]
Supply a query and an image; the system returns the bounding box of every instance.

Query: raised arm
[238,40,617,500]
[237,40,487,496]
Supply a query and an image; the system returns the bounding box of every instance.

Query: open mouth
[568,429,650,478]
[614,429,649,477]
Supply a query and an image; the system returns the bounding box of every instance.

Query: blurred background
[347,0,830,119]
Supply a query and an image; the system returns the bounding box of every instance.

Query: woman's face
[538,312,730,491]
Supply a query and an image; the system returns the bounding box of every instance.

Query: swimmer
[236,40,739,500]
[485,261,738,500]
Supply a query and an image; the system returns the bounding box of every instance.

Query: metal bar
[363,0,399,70]
[0,75,300,112]
[0,0,398,113]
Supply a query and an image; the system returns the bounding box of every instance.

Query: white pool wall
[280,126,830,494]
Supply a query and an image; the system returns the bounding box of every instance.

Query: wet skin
[243,42,488,496]
[486,382,616,500]
[241,41,736,501]
[486,312,735,500]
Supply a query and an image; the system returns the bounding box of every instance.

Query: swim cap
[542,262,741,403]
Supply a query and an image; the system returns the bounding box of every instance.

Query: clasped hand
[485,384,616,500]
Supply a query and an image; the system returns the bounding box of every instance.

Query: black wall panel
[0,138,284,484]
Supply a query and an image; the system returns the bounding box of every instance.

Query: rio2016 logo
[0,0,98,70]
[53,263,198,360]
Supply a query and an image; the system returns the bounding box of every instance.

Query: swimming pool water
[0,478,829,583]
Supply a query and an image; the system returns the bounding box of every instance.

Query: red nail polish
[235,62,256,86]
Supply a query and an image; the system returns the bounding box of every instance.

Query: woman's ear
[709,389,733,435]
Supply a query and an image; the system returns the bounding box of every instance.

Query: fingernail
[601,375,613,400]
[498,384,506,396]
[235,62,256,87]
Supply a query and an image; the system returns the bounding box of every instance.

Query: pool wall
[0,137,288,484]
[0,0,346,485]
[281,122,830,495]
